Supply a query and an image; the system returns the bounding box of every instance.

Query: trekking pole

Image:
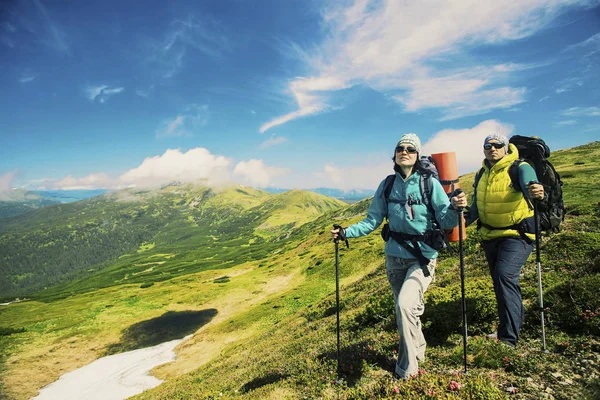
[332,224,348,384]
[533,201,548,353]
[455,190,468,374]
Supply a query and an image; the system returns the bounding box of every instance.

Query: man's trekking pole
[455,190,468,374]
[332,224,348,384]
[533,201,548,353]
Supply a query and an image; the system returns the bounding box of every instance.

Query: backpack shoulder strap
[419,173,435,214]
[382,174,395,219]
[473,167,485,189]
[383,174,395,202]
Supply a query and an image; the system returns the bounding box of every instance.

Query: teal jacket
[345,170,460,260]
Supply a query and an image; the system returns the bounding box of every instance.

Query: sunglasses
[484,143,505,150]
[395,145,418,154]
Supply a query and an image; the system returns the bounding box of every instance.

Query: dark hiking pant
[482,237,533,346]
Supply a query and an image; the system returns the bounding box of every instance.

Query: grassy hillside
[0,184,346,301]
[0,142,598,400]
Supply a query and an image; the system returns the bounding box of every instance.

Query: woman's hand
[330,227,344,241]
[451,191,467,209]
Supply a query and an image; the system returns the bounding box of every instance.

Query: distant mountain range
[0,186,374,219]
[32,189,108,203]
[262,187,375,202]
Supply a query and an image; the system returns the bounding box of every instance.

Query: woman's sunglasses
[395,145,418,154]
[484,143,505,150]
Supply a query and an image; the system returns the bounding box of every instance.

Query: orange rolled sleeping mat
[431,152,466,242]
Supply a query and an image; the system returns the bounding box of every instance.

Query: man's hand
[527,181,545,201]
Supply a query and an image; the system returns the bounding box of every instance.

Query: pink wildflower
[449,380,462,391]
[393,385,400,394]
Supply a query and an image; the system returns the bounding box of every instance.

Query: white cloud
[422,119,515,174]
[119,148,232,187]
[561,107,600,117]
[261,0,591,131]
[259,76,349,133]
[293,119,515,190]
[0,171,17,193]
[233,159,290,187]
[155,105,209,138]
[260,136,288,149]
[85,85,125,103]
[54,173,113,190]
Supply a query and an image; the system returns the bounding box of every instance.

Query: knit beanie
[484,133,509,153]
[396,133,421,153]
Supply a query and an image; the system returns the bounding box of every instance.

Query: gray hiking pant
[385,255,435,379]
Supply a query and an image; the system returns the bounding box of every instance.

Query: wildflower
[418,368,426,375]
[393,385,400,394]
[449,380,462,391]
[503,356,509,363]
[426,389,436,396]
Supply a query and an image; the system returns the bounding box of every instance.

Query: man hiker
[331,133,467,379]
[465,133,545,347]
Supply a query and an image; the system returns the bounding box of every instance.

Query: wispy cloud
[145,15,231,79]
[32,0,70,54]
[261,0,591,132]
[555,119,578,126]
[85,85,125,103]
[155,104,210,138]
[260,136,289,149]
[561,107,600,117]
[19,70,38,83]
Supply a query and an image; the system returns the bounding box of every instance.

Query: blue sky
[1,0,599,192]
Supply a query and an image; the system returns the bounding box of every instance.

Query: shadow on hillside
[104,309,218,355]
[240,372,289,393]
[317,340,396,386]
[423,296,497,346]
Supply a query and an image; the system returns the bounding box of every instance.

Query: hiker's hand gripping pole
[332,224,349,249]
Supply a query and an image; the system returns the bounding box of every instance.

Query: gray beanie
[484,133,509,153]
[396,133,421,153]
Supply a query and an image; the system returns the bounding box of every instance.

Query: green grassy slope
[0,184,346,301]
[0,143,598,400]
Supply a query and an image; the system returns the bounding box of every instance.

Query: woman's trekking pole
[456,192,468,374]
[533,201,548,353]
[332,224,348,383]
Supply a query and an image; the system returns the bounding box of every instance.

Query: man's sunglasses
[395,145,418,154]
[484,143,505,150]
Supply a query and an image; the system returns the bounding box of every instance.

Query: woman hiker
[331,133,467,379]
[465,133,545,347]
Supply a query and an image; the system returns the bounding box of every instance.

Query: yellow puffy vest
[476,143,534,241]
